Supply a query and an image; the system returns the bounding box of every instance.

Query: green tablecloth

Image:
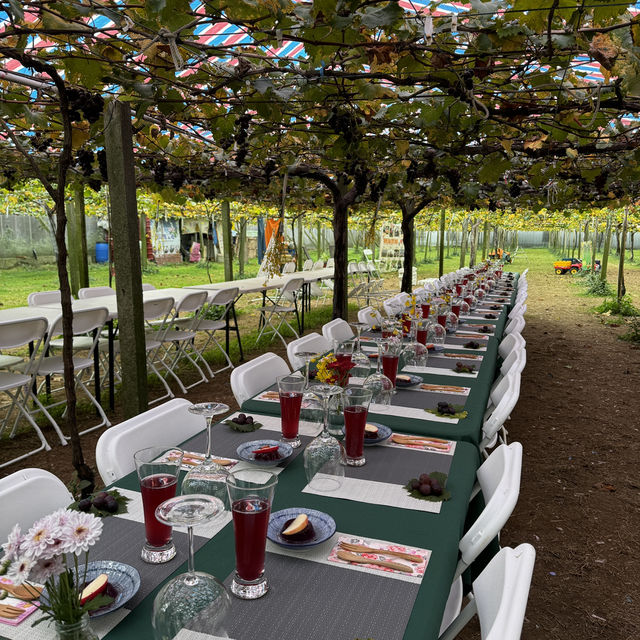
[102,425,480,640]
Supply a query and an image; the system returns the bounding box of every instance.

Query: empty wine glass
[349,322,372,380]
[152,494,230,639]
[362,340,394,409]
[303,383,345,492]
[428,321,446,346]
[182,402,230,507]
[295,350,320,390]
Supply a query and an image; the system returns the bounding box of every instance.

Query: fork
[0,603,25,619]
[0,582,42,600]
[336,549,413,573]
[339,541,423,563]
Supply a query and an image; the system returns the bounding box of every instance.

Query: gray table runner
[92,516,211,610]
[221,553,420,640]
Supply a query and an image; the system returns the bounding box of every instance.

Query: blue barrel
[95,242,109,263]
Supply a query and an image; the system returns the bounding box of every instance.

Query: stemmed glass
[303,383,345,491]
[182,402,230,506]
[349,322,372,379]
[362,339,394,408]
[295,350,320,391]
[152,494,230,639]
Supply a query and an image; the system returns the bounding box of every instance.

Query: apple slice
[282,513,308,536]
[253,445,278,455]
[396,374,412,383]
[364,423,379,437]
[80,573,108,605]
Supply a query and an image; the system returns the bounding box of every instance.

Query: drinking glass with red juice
[134,446,184,564]
[277,373,305,448]
[342,387,373,466]
[226,469,278,600]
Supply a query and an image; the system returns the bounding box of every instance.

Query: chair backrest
[208,287,239,307]
[28,290,63,306]
[313,260,325,270]
[457,443,523,573]
[49,307,109,339]
[500,346,526,378]
[176,290,208,314]
[508,303,527,319]
[474,543,535,640]
[326,258,334,268]
[141,283,156,291]
[482,372,521,445]
[302,259,314,271]
[504,314,525,336]
[78,286,116,299]
[282,261,296,274]
[0,468,74,541]
[230,353,291,406]
[0,317,47,350]
[498,332,526,359]
[357,306,383,327]
[280,276,304,296]
[322,318,354,344]
[287,332,331,370]
[95,398,206,484]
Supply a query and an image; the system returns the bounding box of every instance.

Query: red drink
[140,473,178,547]
[464,296,473,306]
[451,304,461,317]
[437,314,447,328]
[421,304,430,319]
[232,498,270,581]
[344,405,368,458]
[455,284,463,295]
[335,353,352,366]
[401,315,411,335]
[381,353,399,386]
[279,391,302,439]
[416,329,428,345]
[381,330,393,339]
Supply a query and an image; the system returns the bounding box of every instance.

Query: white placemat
[369,402,459,423]
[384,436,457,457]
[302,476,443,514]
[402,364,478,379]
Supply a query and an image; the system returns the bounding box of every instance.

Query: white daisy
[7,556,36,585]
[1,524,24,563]
[23,516,57,559]
[60,511,103,555]
[29,556,65,584]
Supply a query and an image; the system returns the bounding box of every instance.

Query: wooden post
[67,182,88,296]
[238,219,246,277]
[618,209,628,301]
[481,220,489,260]
[600,217,612,283]
[297,216,303,270]
[438,209,446,277]
[139,213,147,271]
[469,220,479,267]
[104,100,148,417]
[220,200,233,281]
[459,217,468,268]
[75,182,89,289]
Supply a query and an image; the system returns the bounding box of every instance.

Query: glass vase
[54,614,99,640]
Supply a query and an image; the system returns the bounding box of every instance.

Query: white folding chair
[78,286,116,299]
[302,259,314,271]
[498,332,526,359]
[321,318,354,345]
[357,306,383,327]
[26,308,111,438]
[28,290,66,306]
[439,543,535,640]
[504,314,525,336]
[0,468,74,540]
[480,373,521,453]
[493,347,526,389]
[287,333,331,370]
[159,291,209,392]
[142,283,156,291]
[509,302,527,319]
[187,287,239,376]
[256,277,304,347]
[0,317,66,467]
[95,398,206,484]
[230,353,290,407]
[282,261,296,274]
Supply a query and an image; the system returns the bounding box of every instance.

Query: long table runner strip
[369,403,459,423]
[222,553,421,640]
[401,364,479,379]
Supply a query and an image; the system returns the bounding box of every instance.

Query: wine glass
[349,322,372,379]
[362,340,394,408]
[181,402,230,506]
[152,494,230,639]
[295,350,320,390]
[303,383,345,491]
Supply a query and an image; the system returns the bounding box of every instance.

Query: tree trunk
[316,222,322,260]
[238,219,246,277]
[400,209,415,293]
[630,231,634,261]
[104,99,148,418]
[221,200,233,281]
[600,217,612,282]
[332,200,349,319]
[469,220,480,267]
[297,216,304,270]
[482,220,489,260]
[139,213,147,271]
[618,210,628,301]
[459,217,468,268]
[438,209,446,277]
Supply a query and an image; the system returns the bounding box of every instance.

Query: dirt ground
[2,260,640,639]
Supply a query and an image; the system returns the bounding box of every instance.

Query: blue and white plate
[236,439,293,467]
[79,561,140,617]
[268,508,336,549]
[347,422,393,446]
[395,374,422,388]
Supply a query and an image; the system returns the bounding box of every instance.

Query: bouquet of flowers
[0,509,110,626]
[314,352,355,387]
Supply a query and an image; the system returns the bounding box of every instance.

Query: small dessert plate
[268,508,336,549]
[78,561,140,617]
[236,439,293,467]
[347,422,392,446]
[395,374,422,388]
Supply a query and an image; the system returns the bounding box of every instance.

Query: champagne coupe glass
[226,469,278,599]
[135,446,184,564]
[349,322,372,379]
[152,495,230,639]
[182,402,231,507]
[303,383,345,491]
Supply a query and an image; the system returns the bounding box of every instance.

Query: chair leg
[74,378,111,436]
[147,357,175,405]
